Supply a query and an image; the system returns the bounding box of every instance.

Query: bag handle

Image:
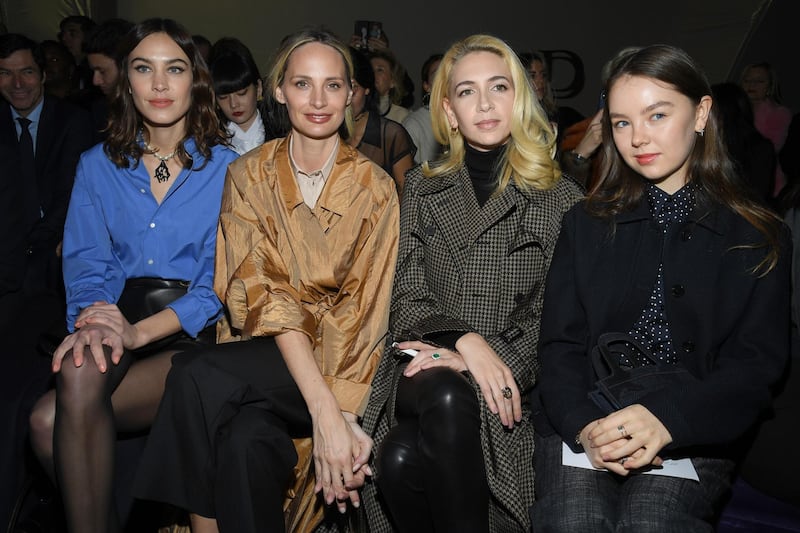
[591,332,660,380]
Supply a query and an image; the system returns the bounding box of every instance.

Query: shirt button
[147,259,154,265]
[140,188,146,193]
[682,341,695,353]
[150,222,156,228]
[681,229,692,241]
[671,284,685,297]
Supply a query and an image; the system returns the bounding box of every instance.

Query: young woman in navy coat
[532,45,790,532]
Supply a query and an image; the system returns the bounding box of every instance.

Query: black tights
[377,367,489,533]
[29,346,176,533]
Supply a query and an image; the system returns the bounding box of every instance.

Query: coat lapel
[416,165,481,271]
[35,97,55,183]
[314,143,358,235]
[0,103,16,147]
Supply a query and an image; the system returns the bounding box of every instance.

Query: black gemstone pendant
[154,160,171,182]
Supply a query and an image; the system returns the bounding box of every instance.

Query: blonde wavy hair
[425,34,560,193]
[266,28,354,139]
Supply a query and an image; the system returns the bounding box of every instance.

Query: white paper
[562,442,699,481]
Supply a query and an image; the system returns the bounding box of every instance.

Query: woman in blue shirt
[28,19,237,533]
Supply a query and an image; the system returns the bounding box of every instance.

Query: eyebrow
[454,75,510,90]
[289,75,346,82]
[130,57,190,66]
[609,100,673,118]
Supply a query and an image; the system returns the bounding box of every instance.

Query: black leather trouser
[376,367,489,533]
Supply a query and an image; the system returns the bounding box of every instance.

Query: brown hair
[588,44,782,273]
[104,18,226,169]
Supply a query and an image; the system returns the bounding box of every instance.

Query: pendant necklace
[144,142,177,183]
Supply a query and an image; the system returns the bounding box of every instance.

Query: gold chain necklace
[144,142,178,183]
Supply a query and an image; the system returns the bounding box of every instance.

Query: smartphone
[354,20,382,50]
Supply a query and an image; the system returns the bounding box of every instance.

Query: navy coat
[537,194,791,454]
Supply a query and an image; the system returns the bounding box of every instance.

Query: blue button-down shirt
[62,139,238,336]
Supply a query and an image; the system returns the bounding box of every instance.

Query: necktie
[17,117,41,220]
[17,117,35,176]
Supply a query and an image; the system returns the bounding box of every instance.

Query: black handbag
[588,332,696,414]
[39,277,195,356]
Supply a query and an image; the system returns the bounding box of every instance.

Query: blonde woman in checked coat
[361,34,582,533]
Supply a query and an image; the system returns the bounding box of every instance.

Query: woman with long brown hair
[533,44,789,532]
[28,18,236,533]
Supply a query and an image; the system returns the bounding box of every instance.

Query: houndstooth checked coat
[360,164,582,532]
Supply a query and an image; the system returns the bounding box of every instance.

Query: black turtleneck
[464,143,504,207]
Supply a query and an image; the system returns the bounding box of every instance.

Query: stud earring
[696,129,705,137]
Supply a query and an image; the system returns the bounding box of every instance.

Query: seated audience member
[133,28,399,533]
[361,34,581,533]
[559,109,602,189]
[192,34,212,63]
[40,40,77,100]
[58,15,96,90]
[84,18,135,140]
[208,37,270,155]
[741,62,792,196]
[348,46,415,193]
[0,32,93,529]
[27,19,237,533]
[0,32,93,304]
[402,53,443,165]
[85,19,134,98]
[369,48,409,123]
[711,82,776,205]
[560,47,641,189]
[532,45,789,532]
[519,50,584,138]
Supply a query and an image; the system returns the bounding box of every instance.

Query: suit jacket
[0,143,26,297]
[537,195,791,454]
[0,96,93,252]
[361,164,582,533]
[0,96,93,295]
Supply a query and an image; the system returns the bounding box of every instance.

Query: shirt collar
[11,95,44,125]
[646,181,695,227]
[288,134,338,183]
[227,110,266,154]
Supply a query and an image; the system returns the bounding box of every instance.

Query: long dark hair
[349,46,377,113]
[587,44,782,273]
[104,18,227,169]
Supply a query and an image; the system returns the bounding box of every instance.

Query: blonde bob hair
[265,28,355,140]
[426,34,560,193]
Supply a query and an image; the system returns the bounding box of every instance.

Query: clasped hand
[312,409,373,514]
[52,301,137,373]
[578,403,673,476]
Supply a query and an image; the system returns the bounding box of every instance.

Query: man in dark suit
[0,33,93,529]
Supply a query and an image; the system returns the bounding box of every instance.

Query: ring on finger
[431,352,441,360]
[618,424,627,437]
[619,456,629,465]
[501,386,513,399]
